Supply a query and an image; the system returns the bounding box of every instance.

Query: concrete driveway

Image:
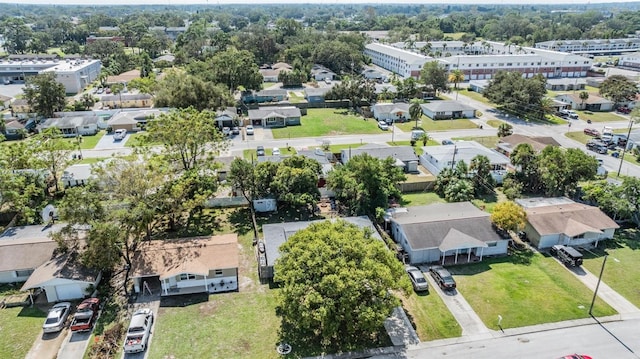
[57,330,93,359]
[122,292,161,359]
[24,327,68,359]
[94,132,131,150]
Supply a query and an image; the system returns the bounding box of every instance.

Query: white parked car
[324,77,332,84]
[222,127,231,136]
[378,121,389,131]
[123,308,154,354]
[43,302,71,333]
[245,125,254,135]
[113,129,127,141]
[272,147,281,156]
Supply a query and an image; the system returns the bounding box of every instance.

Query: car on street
[586,140,608,154]
[378,121,389,131]
[123,308,154,354]
[429,265,457,290]
[441,139,454,145]
[256,145,265,156]
[113,129,127,141]
[272,147,281,156]
[232,126,240,135]
[222,127,231,136]
[583,128,600,137]
[245,125,254,135]
[405,266,429,292]
[43,302,72,333]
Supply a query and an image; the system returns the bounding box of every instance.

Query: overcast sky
[0,0,639,5]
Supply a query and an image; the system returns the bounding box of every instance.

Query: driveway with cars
[123,291,161,359]
[94,132,132,150]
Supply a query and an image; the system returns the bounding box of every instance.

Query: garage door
[55,284,83,300]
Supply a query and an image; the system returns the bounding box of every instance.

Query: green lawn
[74,131,105,150]
[486,119,506,128]
[287,91,305,104]
[582,227,640,308]
[396,116,477,132]
[124,132,162,147]
[149,291,281,359]
[387,140,439,155]
[271,109,380,139]
[400,291,462,341]
[577,111,627,123]
[400,192,445,207]
[565,131,592,145]
[452,135,499,149]
[453,251,616,330]
[541,115,567,125]
[0,285,47,359]
[242,147,297,160]
[311,143,365,153]
[459,90,493,105]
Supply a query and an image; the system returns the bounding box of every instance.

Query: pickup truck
[70,298,100,332]
[124,308,154,354]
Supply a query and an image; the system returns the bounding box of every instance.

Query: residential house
[303,88,331,103]
[259,62,292,82]
[340,144,420,173]
[241,89,288,104]
[468,80,489,93]
[0,224,62,283]
[297,148,335,186]
[129,234,239,296]
[310,64,337,81]
[105,69,140,87]
[153,54,176,64]
[374,84,398,97]
[388,202,509,265]
[372,102,410,122]
[61,164,95,188]
[38,116,99,137]
[10,99,32,118]
[516,197,619,249]
[420,141,510,184]
[628,128,640,150]
[2,120,26,140]
[619,52,640,69]
[21,253,101,302]
[420,101,476,120]
[259,217,381,280]
[549,99,572,114]
[555,93,614,112]
[0,94,11,110]
[248,106,301,128]
[107,109,164,132]
[362,67,386,81]
[545,78,587,91]
[496,134,561,158]
[101,93,153,109]
[215,107,239,128]
[216,156,235,182]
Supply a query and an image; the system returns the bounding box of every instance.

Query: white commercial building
[619,52,640,69]
[0,56,101,94]
[364,43,431,79]
[535,38,640,55]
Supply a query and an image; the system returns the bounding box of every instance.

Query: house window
[214,269,224,277]
[572,234,585,239]
[487,242,497,247]
[15,269,34,277]
[179,273,196,281]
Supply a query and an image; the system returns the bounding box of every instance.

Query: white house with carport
[340,143,419,173]
[555,93,614,112]
[61,164,96,188]
[21,253,101,303]
[107,109,165,132]
[129,234,239,296]
[215,107,239,128]
[388,202,508,265]
[259,217,380,280]
[372,102,410,122]
[419,101,476,120]
[516,197,619,249]
[420,141,510,184]
[248,106,301,128]
[310,64,337,81]
[38,116,99,137]
[0,224,62,283]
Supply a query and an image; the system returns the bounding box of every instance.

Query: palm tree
[448,69,465,90]
[409,98,423,130]
[420,42,432,56]
[579,91,589,109]
[497,123,513,137]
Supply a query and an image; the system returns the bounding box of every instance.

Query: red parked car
[70,298,100,332]
[583,128,600,137]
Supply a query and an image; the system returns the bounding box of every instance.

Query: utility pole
[451,145,457,170]
[589,255,608,316]
[617,118,635,177]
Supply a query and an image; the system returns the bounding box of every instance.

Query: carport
[438,228,488,265]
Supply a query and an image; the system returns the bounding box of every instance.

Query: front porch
[161,276,238,296]
[441,253,482,266]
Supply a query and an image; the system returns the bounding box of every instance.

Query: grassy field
[149,291,281,359]
[486,119,506,128]
[459,90,493,105]
[287,91,305,104]
[453,251,616,329]
[582,227,640,308]
[400,192,445,207]
[271,109,380,139]
[0,285,47,359]
[577,111,628,123]
[75,131,105,150]
[310,143,364,153]
[565,131,593,144]
[452,135,499,148]
[400,291,462,341]
[396,116,478,132]
[387,140,439,155]
[124,132,162,147]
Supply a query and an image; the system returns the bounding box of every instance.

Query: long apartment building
[619,52,640,69]
[535,38,640,55]
[0,55,101,94]
[364,43,431,79]
[371,40,591,80]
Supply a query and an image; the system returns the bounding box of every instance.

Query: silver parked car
[405,266,429,292]
[43,302,72,333]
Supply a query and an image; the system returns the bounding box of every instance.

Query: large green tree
[470,155,495,195]
[272,155,322,211]
[490,201,526,232]
[207,47,263,94]
[275,220,410,351]
[32,128,75,193]
[483,71,547,120]
[154,70,233,111]
[23,73,66,118]
[324,77,376,110]
[420,61,449,95]
[327,153,406,215]
[599,75,638,104]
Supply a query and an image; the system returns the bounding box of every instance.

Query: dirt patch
[198,300,219,316]
[237,338,252,353]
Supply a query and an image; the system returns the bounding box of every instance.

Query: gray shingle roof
[40,116,98,129]
[342,144,418,164]
[372,102,410,113]
[420,100,476,113]
[248,106,301,120]
[304,87,331,97]
[101,93,152,102]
